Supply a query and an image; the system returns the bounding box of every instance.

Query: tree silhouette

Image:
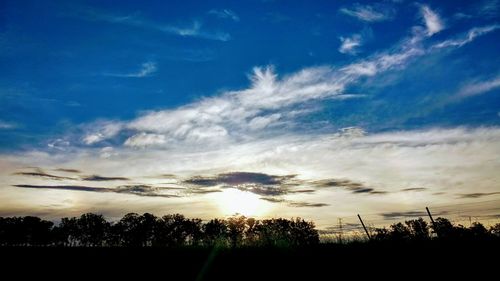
[227,216,246,248]
[115,213,145,247]
[431,217,455,238]
[469,222,488,239]
[203,219,228,246]
[405,218,429,241]
[389,222,411,241]
[77,213,109,246]
[55,217,79,246]
[0,213,497,247]
[490,223,500,237]
[0,216,53,246]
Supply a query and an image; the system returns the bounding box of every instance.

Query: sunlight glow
[214,188,271,217]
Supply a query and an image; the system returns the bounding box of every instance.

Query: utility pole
[426,207,438,237]
[338,218,343,244]
[357,214,371,240]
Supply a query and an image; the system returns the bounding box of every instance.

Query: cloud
[114,185,179,197]
[54,168,81,173]
[458,192,500,199]
[287,202,329,208]
[478,0,499,18]
[259,197,328,208]
[381,210,448,220]
[82,121,124,145]
[0,120,17,129]
[13,168,129,182]
[432,25,500,49]
[14,184,108,192]
[4,127,500,224]
[420,5,444,36]
[260,197,285,203]
[312,179,387,195]
[124,133,167,148]
[104,61,157,78]
[13,170,76,181]
[455,76,500,98]
[184,173,389,197]
[183,172,297,196]
[340,3,396,22]
[338,34,362,55]
[81,175,129,181]
[70,21,496,148]
[208,9,240,22]
[454,1,499,20]
[13,184,178,198]
[400,187,427,192]
[76,8,231,41]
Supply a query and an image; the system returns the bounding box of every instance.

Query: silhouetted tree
[290,218,319,246]
[490,223,500,237]
[227,216,246,248]
[431,217,455,238]
[77,213,109,246]
[153,214,196,247]
[389,222,411,241]
[469,222,488,239]
[253,218,319,247]
[373,227,391,241]
[405,218,429,241]
[245,217,260,245]
[203,219,228,246]
[55,217,79,246]
[115,213,143,247]
[0,216,54,246]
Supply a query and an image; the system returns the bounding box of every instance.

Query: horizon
[1,0,499,230]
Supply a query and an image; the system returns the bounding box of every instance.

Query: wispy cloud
[312,179,387,195]
[455,76,500,98]
[340,3,396,22]
[74,20,495,149]
[454,0,499,20]
[478,0,499,17]
[54,168,81,173]
[104,61,157,78]
[0,120,17,129]
[14,184,179,198]
[183,172,299,196]
[338,34,362,55]
[432,25,500,49]
[458,192,500,199]
[13,170,76,181]
[287,202,329,208]
[208,9,240,22]
[81,121,123,145]
[75,8,231,41]
[420,4,444,36]
[381,210,448,220]
[81,175,129,181]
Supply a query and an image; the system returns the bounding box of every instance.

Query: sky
[1,0,500,229]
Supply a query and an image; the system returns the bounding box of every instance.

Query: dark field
[1,241,498,280]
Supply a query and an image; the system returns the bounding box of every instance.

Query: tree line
[0,213,319,247]
[1,213,499,247]
[372,217,500,242]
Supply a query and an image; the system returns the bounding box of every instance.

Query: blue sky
[0,0,499,227]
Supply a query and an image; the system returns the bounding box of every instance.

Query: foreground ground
[1,241,498,280]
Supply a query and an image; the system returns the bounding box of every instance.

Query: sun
[214,188,271,217]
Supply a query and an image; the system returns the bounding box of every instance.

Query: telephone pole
[357,214,371,240]
[338,218,343,244]
[426,207,438,238]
